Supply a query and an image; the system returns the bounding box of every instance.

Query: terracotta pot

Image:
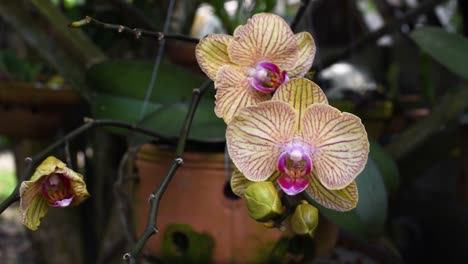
[0,81,80,138]
[134,144,339,263]
[134,144,285,263]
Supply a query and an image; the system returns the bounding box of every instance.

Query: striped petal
[19,180,49,230]
[228,13,298,69]
[289,32,316,78]
[272,78,328,131]
[305,171,358,211]
[215,65,269,124]
[195,34,233,80]
[226,101,296,181]
[60,167,90,205]
[302,104,369,189]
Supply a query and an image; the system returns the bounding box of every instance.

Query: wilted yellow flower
[196,13,316,123]
[19,156,90,230]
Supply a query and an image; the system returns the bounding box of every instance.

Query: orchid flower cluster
[196,13,369,233]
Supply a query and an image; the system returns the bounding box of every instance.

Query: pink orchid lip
[276,145,313,196]
[249,61,289,93]
[41,173,74,207]
[50,197,74,208]
[277,176,309,195]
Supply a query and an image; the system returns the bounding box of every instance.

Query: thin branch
[316,0,446,70]
[69,16,199,43]
[124,79,212,264]
[290,0,311,32]
[0,119,169,214]
[139,0,176,119]
[114,149,138,245]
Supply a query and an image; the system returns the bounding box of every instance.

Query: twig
[114,150,138,245]
[123,79,212,263]
[0,119,169,214]
[139,0,175,119]
[69,16,199,43]
[290,0,311,32]
[316,0,446,70]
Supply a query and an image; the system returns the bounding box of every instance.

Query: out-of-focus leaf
[87,59,225,142]
[411,27,468,80]
[86,59,211,102]
[91,92,226,143]
[369,139,400,194]
[307,158,387,238]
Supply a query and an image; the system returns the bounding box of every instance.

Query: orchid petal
[195,34,233,80]
[215,65,269,124]
[230,167,253,197]
[305,171,358,211]
[19,180,49,230]
[277,176,309,195]
[302,104,369,189]
[227,101,296,181]
[65,169,90,205]
[289,32,316,78]
[50,197,74,208]
[228,13,298,69]
[272,78,328,130]
[30,156,67,181]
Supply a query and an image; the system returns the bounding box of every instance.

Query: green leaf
[86,59,213,102]
[87,59,226,142]
[91,92,226,143]
[369,139,400,194]
[310,158,387,238]
[410,27,468,80]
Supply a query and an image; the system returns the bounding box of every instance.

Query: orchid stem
[0,119,169,215]
[290,0,311,32]
[69,16,199,43]
[124,79,212,263]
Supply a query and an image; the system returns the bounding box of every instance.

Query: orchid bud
[244,181,283,222]
[290,200,319,238]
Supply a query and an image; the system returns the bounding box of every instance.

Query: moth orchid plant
[227,79,369,211]
[19,156,90,230]
[196,13,316,123]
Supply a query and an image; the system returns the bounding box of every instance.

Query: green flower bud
[291,200,319,238]
[244,181,283,222]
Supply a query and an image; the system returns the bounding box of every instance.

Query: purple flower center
[277,142,313,195]
[41,173,74,208]
[248,61,289,93]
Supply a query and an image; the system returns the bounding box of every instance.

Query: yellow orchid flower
[226,78,369,211]
[19,156,90,230]
[196,13,316,123]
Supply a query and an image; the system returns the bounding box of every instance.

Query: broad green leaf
[308,158,387,238]
[86,59,213,102]
[369,139,399,194]
[91,92,226,143]
[87,59,226,142]
[410,27,468,80]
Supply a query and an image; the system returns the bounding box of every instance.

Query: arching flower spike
[196,13,316,123]
[227,78,369,211]
[19,156,90,230]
